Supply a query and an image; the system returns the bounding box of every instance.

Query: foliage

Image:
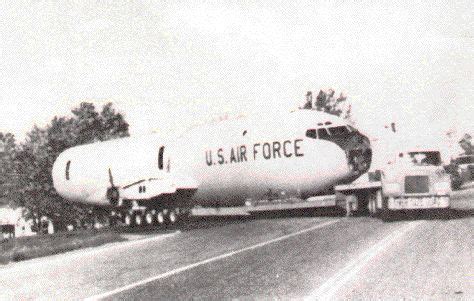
[302,89,353,121]
[0,132,17,204]
[4,102,129,232]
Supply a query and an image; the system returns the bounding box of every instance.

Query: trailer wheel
[135,212,143,226]
[156,211,165,225]
[145,211,154,225]
[168,210,178,225]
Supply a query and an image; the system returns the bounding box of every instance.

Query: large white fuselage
[52,110,371,207]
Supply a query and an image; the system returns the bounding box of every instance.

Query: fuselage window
[65,160,71,180]
[158,146,164,170]
[306,129,317,139]
[318,128,331,140]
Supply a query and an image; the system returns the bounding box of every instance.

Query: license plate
[389,197,447,209]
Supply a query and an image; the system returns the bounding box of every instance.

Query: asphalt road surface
[1,188,472,300]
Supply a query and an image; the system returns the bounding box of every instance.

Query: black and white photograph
[0,1,472,300]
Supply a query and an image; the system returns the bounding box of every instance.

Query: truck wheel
[368,196,374,215]
[369,190,383,216]
[368,191,376,215]
[345,195,357,217]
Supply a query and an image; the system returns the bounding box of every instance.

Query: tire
[368,191,376,216]
[168,210,178,225]
[156,211,165,225]
[145,211,154,225]
[369,190,383,216]
[368,195,374,215]
[124,212,134,227]
[135,212,143,226]
[345,195,357,217]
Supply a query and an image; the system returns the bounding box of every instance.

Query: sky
[0,0,472,158]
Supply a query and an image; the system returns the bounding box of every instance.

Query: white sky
[0,0,472,156]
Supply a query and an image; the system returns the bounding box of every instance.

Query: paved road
[0,189,472,300]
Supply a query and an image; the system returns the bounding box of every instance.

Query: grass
[0,228,126,265]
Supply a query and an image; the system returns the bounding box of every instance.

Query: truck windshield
[408,152,441,166]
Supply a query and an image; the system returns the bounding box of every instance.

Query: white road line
[0,231,180,274]
[306,220,425,301]
[85,219,341,300]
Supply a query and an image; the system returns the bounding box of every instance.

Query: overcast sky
[0,0,472,155]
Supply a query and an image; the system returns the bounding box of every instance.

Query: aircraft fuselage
[52,110,372,208]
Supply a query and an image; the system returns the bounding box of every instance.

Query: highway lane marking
[0,231,180,274]
[306,220,425,301]
[85,219,341,300]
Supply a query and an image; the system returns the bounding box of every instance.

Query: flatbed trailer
[191,194,341,217]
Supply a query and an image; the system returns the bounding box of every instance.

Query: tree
[100,103,130,141]
[8,102,130,232]
[0,132,17,205]
[13,126,62,231]
[70,102,129,144]
[306,89,353,122]
[302,91,313,109]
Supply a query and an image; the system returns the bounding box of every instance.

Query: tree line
[0,102,129,232]
[301,89,353,121]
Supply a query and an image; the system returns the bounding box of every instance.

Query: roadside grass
[0,228,126,265]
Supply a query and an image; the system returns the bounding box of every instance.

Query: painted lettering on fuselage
[205,139,304,166]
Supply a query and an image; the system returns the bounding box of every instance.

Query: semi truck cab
[336,149,452,216]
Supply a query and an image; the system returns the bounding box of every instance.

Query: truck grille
[405,176,429,194]
[469,166,474,178]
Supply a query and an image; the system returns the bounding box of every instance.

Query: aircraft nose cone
[346,134,372,175]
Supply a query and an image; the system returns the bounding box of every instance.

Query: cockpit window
[308,126,353,140]
[306,129,317,139]
[318,128,330,140]
[328,126,351,137]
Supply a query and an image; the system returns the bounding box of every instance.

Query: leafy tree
[7,102,130,232]
[304,89,353,122]
[302,91,313,109]
[100,103,130,141]
[13,126,63,231]
[0,132,17,205]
